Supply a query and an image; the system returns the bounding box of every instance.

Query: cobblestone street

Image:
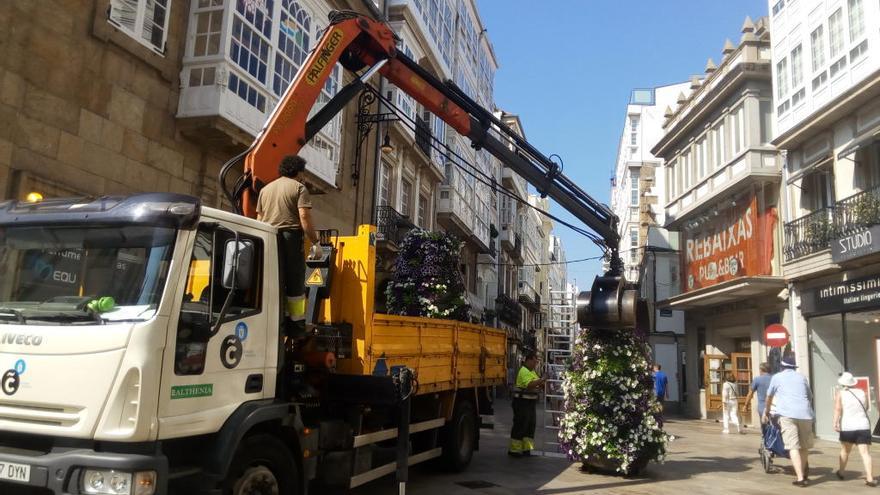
[353,398,880,494]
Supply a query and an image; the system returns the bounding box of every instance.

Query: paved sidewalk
[351,398,880,494]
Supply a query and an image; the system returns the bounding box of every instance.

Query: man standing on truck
[509,352,544,457]
[256,155,319,332]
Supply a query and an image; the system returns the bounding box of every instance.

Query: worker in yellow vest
[509,352,544,457]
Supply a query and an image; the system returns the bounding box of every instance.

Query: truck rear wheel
[224,434,299,495]
[441,400,477,471]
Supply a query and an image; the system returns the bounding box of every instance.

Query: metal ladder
[538,286,578,457]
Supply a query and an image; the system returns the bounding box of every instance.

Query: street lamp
[381,132,394,154]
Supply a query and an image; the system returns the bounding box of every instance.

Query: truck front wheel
[224,434,299,495]
[441,400,477,471]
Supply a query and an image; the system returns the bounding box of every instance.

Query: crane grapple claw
[576,276,648,331]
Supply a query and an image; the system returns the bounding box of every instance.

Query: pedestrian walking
[721,371,743,434]
[833,372,876,486]
[763,356,814,488]
[508,352,543,457]
[745,362,773,420]
[653,363,668,403]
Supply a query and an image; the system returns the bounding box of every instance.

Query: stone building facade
[654,17,786,421]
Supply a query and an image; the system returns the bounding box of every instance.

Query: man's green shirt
[516,366,539,389]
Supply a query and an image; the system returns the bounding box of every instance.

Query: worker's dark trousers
[279,229,305,328]
[510,397,537,453]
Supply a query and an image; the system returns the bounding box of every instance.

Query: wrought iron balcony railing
[376,205,415,246]
[783,206,833,262]
[784,183,880,262]
[833,184,880,237]
[496,293,522,327]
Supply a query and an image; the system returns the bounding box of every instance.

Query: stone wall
[0,1,227,206]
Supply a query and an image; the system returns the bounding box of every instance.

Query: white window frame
[379,161,392,207]
[790,44,803,90]
[848,0,864,43]
[810,26,826,72]
[776,57,789,99]
[417,192,431,229]
[829,8,844,59]
[400,177,413,217]
[108,0,172,55]
[630,170,640,206]
[630,116,640,147]
[696,137,707,179]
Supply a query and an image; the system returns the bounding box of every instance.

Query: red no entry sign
[764,324,789,347]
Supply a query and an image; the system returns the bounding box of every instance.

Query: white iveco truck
[0,193,503,495]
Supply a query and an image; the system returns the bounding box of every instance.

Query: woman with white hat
[833,371,876,486]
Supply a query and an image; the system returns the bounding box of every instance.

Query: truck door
[157,221,272,438]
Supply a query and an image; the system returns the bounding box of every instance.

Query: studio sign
[832,224,880,262]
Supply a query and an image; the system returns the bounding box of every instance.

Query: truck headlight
[82,469,156,495]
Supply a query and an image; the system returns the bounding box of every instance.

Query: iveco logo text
[0,334,43,346]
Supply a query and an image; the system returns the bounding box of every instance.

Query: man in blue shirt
[764,356,813,487]
[746,362,773,418]
[653,363,668,402]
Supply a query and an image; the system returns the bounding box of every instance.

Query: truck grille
[0,401,82,427]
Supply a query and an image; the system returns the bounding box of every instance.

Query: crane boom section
[241,11,620,257]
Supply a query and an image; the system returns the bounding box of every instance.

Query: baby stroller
[759,415,789,473]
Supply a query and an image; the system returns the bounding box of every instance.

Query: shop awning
[837,127,880,160]
[786,153,832,185]
[658,276,786,310]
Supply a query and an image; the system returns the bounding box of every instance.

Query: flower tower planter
[559,326,667,476]
[385,229,468,320]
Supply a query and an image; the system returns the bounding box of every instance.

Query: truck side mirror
[222,239,254,290]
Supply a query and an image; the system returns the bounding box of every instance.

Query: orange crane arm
[226,10,641,329]
[239,12,471,218]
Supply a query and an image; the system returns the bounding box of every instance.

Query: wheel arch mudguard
[203,400,297,477]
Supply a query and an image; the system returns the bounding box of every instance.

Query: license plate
[0,461,30,483]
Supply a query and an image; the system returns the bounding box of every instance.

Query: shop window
[108,0,171,55]
[809,313,845,439]
[176,226,263,375]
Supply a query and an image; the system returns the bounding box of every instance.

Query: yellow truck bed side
[318,226,506,395]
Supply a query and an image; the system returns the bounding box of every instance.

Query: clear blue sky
[480,0,769,289]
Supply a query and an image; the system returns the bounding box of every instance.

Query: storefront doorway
[809,311,880,439]
[704,352,753,415]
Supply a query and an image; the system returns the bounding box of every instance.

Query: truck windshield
[0,225,176,324]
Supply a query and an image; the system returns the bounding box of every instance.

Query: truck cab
[0,194,298,494]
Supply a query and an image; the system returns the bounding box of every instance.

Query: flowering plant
[558,326,668,475]
[386,229,468,320]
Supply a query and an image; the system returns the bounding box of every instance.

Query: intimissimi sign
[802,272,880,316]
[681,193,777,292]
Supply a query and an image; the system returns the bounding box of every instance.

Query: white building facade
[609,83,690,408]
[770,0,880,440]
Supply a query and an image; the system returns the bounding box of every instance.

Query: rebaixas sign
[832,225,880,263]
